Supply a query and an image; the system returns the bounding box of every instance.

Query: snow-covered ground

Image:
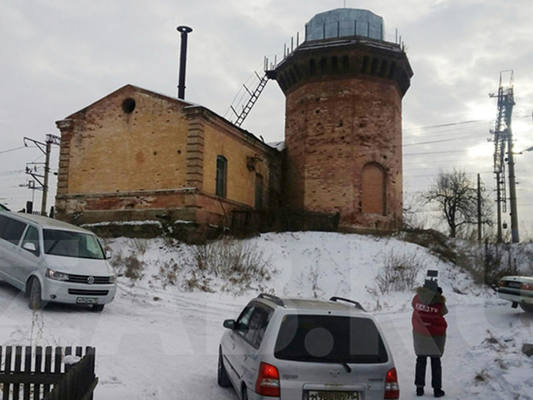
[1,232,532,399]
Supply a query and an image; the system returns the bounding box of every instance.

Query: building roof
[60,84,280,154]
[305,8,384,42]
[64,84,193,119]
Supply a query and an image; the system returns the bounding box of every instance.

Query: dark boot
[416,386,424,396]
[434,388,445,397]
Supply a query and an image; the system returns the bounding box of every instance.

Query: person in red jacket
[412,281,448,397]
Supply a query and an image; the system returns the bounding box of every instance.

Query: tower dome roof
[305,8,384,42]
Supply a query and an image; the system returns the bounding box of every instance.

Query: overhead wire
[403,114,531,134]
[0,146,27,155]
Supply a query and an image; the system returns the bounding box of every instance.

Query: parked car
[0,211,116,311]
[0,203,9,211]
[497,275,533,313]
[218,294,399,400]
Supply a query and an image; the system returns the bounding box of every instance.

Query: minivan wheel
[217,348,231,387]
[92,304,105,312]
[520,303,533,313]
[28,278,43,310]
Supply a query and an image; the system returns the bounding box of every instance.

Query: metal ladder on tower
[230,72,269,127]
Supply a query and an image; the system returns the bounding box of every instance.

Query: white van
[0,211,116,311]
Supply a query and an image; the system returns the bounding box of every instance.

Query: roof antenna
[177,25,193,100]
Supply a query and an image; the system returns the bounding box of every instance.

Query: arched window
[216,155,227,198]
[361,163,386,215]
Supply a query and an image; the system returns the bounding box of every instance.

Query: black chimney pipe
[177,25,193,100]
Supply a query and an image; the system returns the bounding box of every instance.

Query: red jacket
[411,287,448,337]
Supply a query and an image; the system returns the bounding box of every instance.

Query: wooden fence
[0,346,97,400]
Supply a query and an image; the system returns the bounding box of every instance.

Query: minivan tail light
[384,368,399,399]
[255,362,280,397]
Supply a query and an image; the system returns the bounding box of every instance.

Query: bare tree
[425,170,491,238]
[403,191,428,230]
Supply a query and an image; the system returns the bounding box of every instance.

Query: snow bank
[106,231,486,312]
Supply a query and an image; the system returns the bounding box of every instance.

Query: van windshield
[43,229,105,260]
[274,315,388,364]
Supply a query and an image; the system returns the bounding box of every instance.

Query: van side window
[0,215,27,245]
[21,225,40,257]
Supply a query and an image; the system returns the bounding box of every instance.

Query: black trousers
[415,356,442,389]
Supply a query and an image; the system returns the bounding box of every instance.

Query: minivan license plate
[307,391,359,400]
[76,297,97,304]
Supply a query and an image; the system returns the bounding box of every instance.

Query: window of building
[361,162,386,215]
[255,173,263,210]
[216,155,227,198]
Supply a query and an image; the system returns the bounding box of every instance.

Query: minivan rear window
[274,315,388,364]
[43,229,105,259]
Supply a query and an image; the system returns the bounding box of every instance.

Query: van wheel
[28,278,43,310]
[520,303,533,313]
[217,347,231,387]
[241,386,248,400]
[92,304,105,312]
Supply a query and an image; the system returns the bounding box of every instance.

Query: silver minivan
[218,294,399,400]
[0,211,116,311]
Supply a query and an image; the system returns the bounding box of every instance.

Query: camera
[424,269,439,291]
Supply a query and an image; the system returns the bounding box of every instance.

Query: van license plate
[307,391,359,400]
[76,297,97,304]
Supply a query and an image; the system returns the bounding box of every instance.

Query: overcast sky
[1,0,532,239]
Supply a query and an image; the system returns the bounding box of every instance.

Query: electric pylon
[489,71,519,243]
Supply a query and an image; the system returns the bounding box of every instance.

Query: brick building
[55,85,280,237]
[54,8,412,236]
[267,8,412,230]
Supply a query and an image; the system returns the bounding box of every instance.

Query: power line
[404,129,488,141]
[0,146,27,155]
[403,114,530,134]
[403,135,486,147]
[404,171,493,178]
[404,150,465,156]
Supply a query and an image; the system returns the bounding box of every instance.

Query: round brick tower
[267,8,413,231]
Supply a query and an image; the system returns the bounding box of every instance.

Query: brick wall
[54,85,282,232]
[284,75,403,230]
[64,87,188,194]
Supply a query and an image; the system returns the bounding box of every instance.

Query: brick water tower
[267,8,413,231]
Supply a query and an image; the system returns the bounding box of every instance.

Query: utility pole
[42,138,52,216]
[507,124,519,243]
[477,173,482,242]
[495,172,503,242]
[23,134,60,216]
